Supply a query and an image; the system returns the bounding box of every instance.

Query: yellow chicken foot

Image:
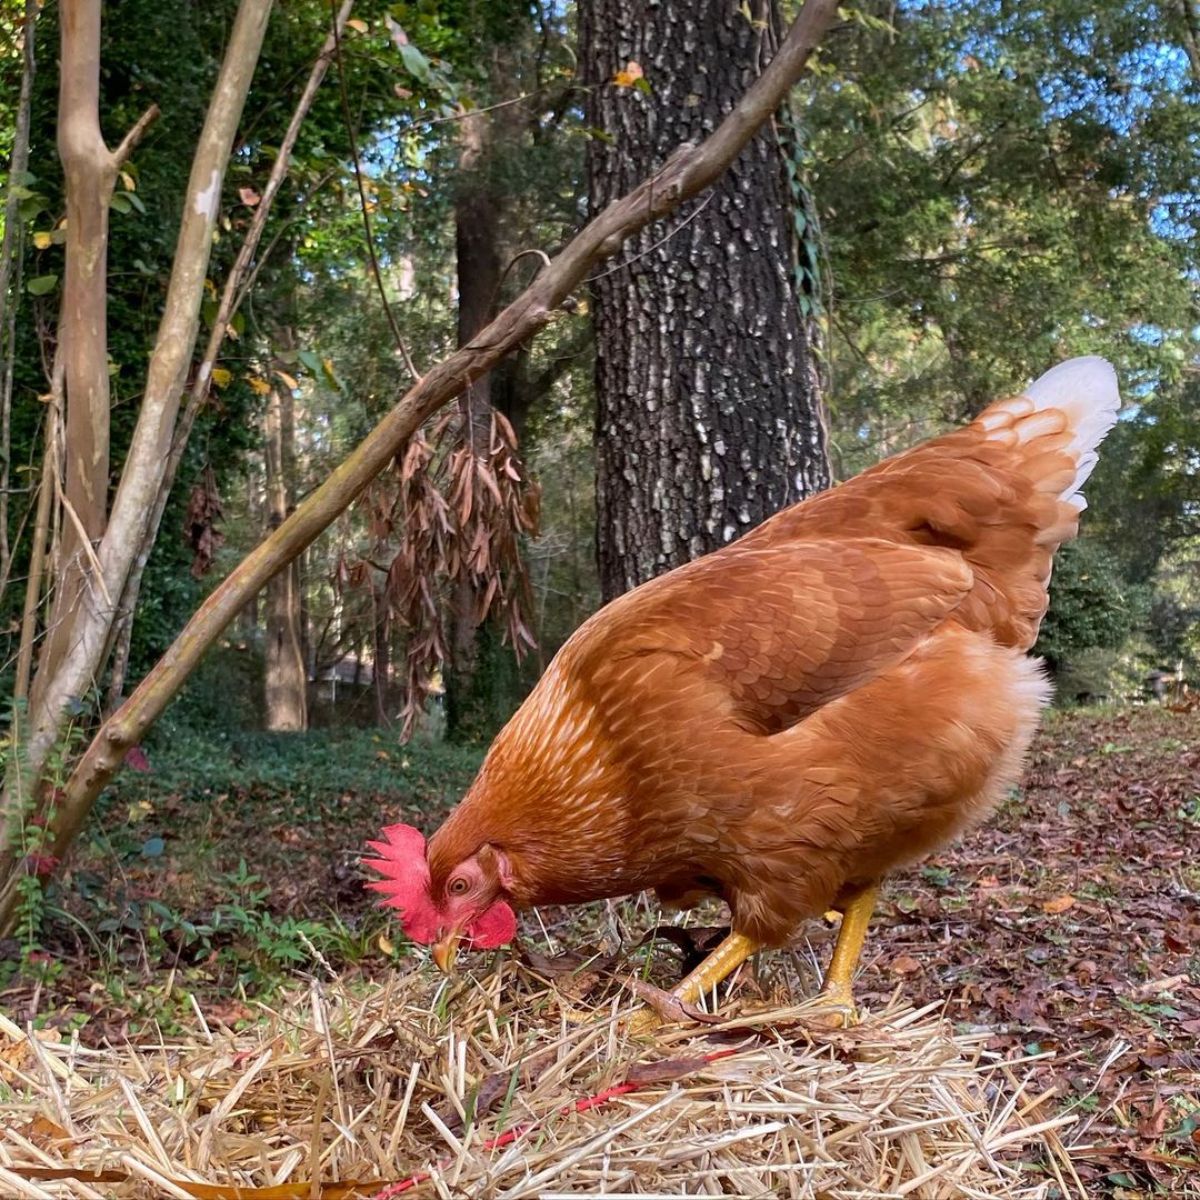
[626,930,761,1036]
[813,881,878,1026]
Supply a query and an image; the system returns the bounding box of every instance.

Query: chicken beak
[431,930,461,975]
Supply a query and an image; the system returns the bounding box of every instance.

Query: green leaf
[109,192,132,214]
[141,837,165,858]
[298,349,322,374]
[398,42,433,83]
[320,356,343,393]
[26,274,58,296]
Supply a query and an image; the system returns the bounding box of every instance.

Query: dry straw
[0,957,1085,1199]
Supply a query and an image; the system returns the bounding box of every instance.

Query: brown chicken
[367,356,1119,1020]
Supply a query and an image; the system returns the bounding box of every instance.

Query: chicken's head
[363,823,516,971]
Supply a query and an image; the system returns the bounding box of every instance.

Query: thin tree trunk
[0,0,39,597]
[1178,0,1200,83]
[34,0,122,695]
[0,0,839,932]
[263,341,307,731]
[0,0,274,910]
[581,0,831,602]
[445,108,503,739]
[371,578,390,724]
[14,378,60,702]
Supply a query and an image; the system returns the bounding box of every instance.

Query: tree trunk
[371,578,390,725]
[263,341,307,731]
[580,0,831,601]
[0,0,39,598]
[445,109,503,740]
[33,0,120,696]
[0,0,838,934]
[14,369,60,702]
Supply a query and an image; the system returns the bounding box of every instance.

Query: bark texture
[264,340,307,731]
[581,0,831,601]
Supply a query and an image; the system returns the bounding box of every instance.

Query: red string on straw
[369,1047,741,1198]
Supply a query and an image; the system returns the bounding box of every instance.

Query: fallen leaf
[624,1054,720,1085]
[1042,894,1077,915]
[1129,974,1189,1002]
[891,954,922,975]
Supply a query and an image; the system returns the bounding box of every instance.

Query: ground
[1,705,1197,1196]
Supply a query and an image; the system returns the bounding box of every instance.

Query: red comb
[363,823,440,944]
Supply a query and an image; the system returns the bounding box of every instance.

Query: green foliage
[0,700,87,964]
[808,0,1197,465]
[1035,539,1147,675]
[118,721,482,817]
[0,725,483,1023]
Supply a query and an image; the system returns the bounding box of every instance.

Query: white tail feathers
[1023,356,1120,510]
[980,356,1120,512]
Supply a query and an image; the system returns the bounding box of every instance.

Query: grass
[1,726,483,1035]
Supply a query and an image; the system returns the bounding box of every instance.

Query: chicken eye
[448,876,470,896]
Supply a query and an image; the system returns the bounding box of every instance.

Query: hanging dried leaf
[335,405,541,741]
[184,465,224,578]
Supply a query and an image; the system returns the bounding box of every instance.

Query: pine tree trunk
[580,0,831,601]
[263,336,307,731]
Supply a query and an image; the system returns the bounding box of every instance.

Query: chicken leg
[626,930,761,1036]
[816,881,878,1024]
[627,883,880,1035]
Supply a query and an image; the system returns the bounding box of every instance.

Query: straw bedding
[0,955,1084,1199]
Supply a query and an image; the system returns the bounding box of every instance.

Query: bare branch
[106,2,354,708]
[112,103,160,168]
[14,364,60,701]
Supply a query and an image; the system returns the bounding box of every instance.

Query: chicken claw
[625,930,761,1037]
